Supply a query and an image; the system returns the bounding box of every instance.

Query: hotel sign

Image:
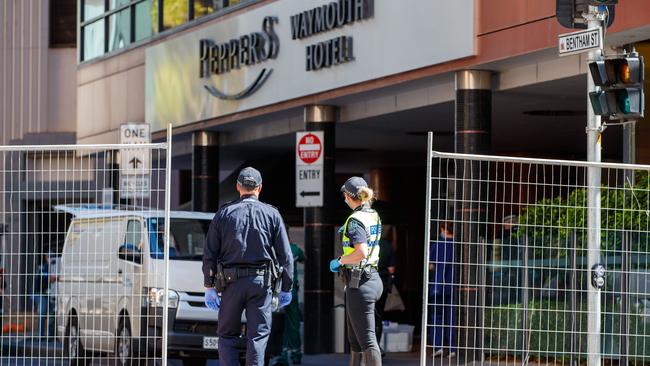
[146,0,475,131]
[290,0,373,71]
[199,16,279,100]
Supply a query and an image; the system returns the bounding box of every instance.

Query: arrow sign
[129,157,142,169]
[120,123,151,199]
[296,131,324,207]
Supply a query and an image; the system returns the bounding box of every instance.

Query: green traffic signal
[588,56,644,119]
[589,89,643,118]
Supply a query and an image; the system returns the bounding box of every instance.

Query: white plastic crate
[380,323,414,352]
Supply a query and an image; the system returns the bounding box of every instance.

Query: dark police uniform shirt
[202,195,294,292]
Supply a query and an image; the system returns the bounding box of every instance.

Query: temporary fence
[422,134,650,365]
[0,136,172,365]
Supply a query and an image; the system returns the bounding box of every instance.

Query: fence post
[522,235,529,365]
[420,132,434,366]
[570,230,578,366]
[162,124,173,366]
[620,230,630,366]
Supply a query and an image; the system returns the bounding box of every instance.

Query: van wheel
[115,318,134,366]
[64,316,87,366]
[182,358,207,366]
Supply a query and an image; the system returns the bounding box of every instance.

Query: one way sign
[120,123,151,199]
[296,131,324,207]
[120,123,151,175]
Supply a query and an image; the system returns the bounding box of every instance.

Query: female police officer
[329,177,383,366]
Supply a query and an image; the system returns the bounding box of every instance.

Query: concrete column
[192,131,219,212]
[303,105,337,354]
[454,70,492,362]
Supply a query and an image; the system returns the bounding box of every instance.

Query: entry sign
[558,28,602,57]
[296,131,324,207]
[120,123,151,199]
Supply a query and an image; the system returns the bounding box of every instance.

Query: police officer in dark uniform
[203,167,294,366]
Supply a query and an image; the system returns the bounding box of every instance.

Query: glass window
[83,19,105,60]
[135,0,155,41]
[194,0,217,18]
[109,0,131,9]
[50,0,77,47]
[125,220,143,247]
[148,218,210,260]
[80,0,253,62]
[108,8,131,51]
[84,0,105,21]
[163,0,189,31]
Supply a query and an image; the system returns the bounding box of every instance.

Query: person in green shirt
[275,233,306,365]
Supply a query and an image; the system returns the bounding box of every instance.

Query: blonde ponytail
[356,187,375,204]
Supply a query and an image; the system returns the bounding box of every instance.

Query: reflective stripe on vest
[342,209,381,266]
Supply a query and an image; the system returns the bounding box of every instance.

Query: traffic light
[556,0,615,29]
[588,56,645,119]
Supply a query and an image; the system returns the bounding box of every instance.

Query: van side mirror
[118,244,142,264]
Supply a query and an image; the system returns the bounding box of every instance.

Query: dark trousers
[281,290,302,357]
[218,275,272,366]
[345,270,383,353]
[374,273,390,347]
[427,294,457,351]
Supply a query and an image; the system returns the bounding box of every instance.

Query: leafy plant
[517,171,650,257]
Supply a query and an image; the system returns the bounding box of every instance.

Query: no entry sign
[297,133,323,165]
[296,131,324,207]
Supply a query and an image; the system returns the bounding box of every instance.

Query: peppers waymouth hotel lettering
[291,0,373,71]
[198,16,279,100]
[197,0,373,102]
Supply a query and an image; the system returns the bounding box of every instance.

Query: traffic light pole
[586,5,603,366]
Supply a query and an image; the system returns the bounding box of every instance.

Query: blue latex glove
[278,291,292,308]
[329,258,341,273]
[205,288,220,311]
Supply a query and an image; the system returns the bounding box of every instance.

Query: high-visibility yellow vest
[341,209,381,267]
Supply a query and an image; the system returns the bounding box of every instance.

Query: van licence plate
[203,337,219,349]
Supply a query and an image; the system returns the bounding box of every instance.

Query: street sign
[120,123,151,175]
[120,123,151,199]
[296,131,324,207]
[558,28,602,56]
[119,175,151,199]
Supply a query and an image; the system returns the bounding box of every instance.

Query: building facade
[0,0,79,313]
[74,0,650,353]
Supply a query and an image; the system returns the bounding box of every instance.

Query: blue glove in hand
[329,258,341,273]
[205,288,220,311]
[278,291,292,308]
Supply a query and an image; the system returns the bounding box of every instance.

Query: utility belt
[340,265,377,289]
[213,263,271,292]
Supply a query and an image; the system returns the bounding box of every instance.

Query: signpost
[120,123,151,199]
[558,28,602,56]
[296,131,324,207]
[582,7,604,366]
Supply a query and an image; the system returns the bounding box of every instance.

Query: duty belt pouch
[215,262,227,292]
[349,268,362,289]
[223,267,238,284]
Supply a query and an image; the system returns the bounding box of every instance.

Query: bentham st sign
[558,28,602,57]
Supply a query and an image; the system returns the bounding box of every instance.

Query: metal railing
[422,134,650,365]
[0,137,171,365]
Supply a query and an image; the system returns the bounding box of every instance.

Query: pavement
[0,337,420,365]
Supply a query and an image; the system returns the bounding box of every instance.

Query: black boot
[362,349,382,366]
[349,352,363,366]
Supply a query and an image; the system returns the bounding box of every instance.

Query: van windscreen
[148,218,210,260]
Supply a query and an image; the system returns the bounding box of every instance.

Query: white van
[55,205,236,366]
